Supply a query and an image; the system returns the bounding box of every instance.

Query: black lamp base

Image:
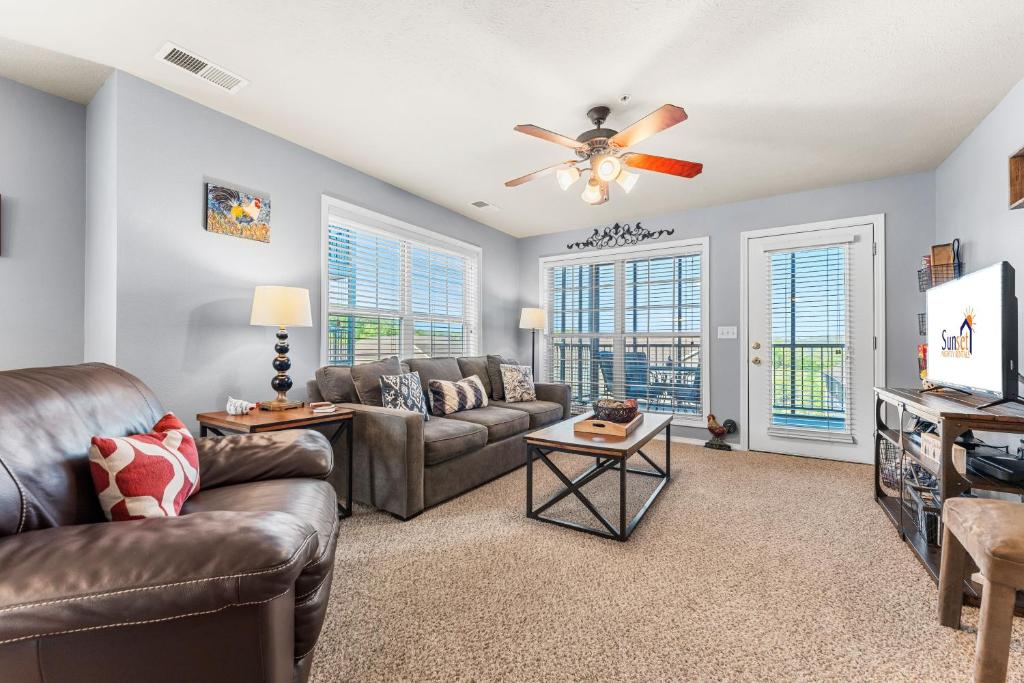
[259,326,303,411]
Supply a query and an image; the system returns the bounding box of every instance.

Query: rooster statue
[705,414,738,451]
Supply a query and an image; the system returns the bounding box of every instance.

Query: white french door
[744,218,882,463]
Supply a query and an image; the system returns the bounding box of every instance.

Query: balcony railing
[547,339,701,416]
[770,342,847,430]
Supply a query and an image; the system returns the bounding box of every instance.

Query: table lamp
[250,286,312,411]
[519,307,546,377]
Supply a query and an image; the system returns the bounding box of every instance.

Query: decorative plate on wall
[205,183,271,242]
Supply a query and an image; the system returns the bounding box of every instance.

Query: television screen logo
[940,308,975,359]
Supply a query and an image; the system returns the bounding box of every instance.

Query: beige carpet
[310,443,1024,682]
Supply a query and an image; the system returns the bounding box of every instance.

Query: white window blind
[542,241,707,424]
[324,207,480,366]
[767,245,852,439]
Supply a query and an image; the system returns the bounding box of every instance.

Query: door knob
[752,342,761,350]
[751,357,762,366]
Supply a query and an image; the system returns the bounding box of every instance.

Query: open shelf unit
[874,387,1024,615]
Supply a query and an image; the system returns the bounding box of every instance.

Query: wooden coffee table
[524,412,672,541]
[196,406,354,518]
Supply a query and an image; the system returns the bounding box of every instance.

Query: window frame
[538,236,710,428]
[320,196,483,366]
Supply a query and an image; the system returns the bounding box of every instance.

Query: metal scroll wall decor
[567,222,675,250]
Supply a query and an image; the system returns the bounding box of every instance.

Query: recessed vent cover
[155,42,248,94]
[470,200,500,211]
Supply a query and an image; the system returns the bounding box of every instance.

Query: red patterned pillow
[89,413,201,521]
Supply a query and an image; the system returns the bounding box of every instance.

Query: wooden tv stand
[874,386,1024,614]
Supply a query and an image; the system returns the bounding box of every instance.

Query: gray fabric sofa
[307,355,570,519]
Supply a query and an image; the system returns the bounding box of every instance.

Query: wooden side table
[196,406,354,518]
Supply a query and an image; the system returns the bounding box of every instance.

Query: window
[768,246,849,434]
[322,198,481,365]
[540,239,708,425]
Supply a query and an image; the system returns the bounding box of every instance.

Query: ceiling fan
[504,104,702,205]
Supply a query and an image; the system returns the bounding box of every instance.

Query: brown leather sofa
[0,364,339,683]
[307,355,571,520]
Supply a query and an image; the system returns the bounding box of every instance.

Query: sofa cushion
[486,354,520,400]
[457,356,492,396]
[315,365,356,404]
[88,413,201,521]
[427,375,489,416]
[405,357,464,391]
[446,405,530,443]
[500,363,537,402]
[422,417,488,466]
[350,356,401,406]
[490,399,563,429]
[380,371,429,420]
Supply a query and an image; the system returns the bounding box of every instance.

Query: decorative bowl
[592,401,639,424]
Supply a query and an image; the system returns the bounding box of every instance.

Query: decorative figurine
[226,396,258,415]
[705,414,738,450]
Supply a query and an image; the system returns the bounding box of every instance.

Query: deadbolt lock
[752,342,761,350]
[751,357,762,366]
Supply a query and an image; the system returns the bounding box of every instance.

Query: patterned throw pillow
[500,364,537,403]
[380,371,429,420]
[427,375,489,416]
[88,413,201,522]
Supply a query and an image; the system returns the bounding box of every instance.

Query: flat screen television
[925,261,1019,406]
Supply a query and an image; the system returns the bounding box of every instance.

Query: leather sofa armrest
[534,382,571,419]
[0,511,319,646]
[197,430,333,489]
[335,403,426,519]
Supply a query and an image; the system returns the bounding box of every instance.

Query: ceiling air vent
[470,200,500,212]
[155,42,248,94]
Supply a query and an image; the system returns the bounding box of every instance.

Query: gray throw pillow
[315,366,356,404]
[349,356,401,406]
[486,354,519,400]
[380,371,429,420]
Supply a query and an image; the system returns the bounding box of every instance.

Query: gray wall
[104,72,520,425]
[84,73,117,363]
[935,76,1024,447]
[936,77,1024,288]
[0,76,85,369]
[517,172,936,441]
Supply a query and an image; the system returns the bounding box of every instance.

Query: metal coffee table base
[526,427,671,542]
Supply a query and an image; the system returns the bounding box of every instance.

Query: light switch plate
[717,326,737,339]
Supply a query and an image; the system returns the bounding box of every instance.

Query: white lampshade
[615,169,639,194]
[581,178,604,204]
[519,307,546,330]
[250,286,313,327]
[594,155,622,182]
[556,165,581,190]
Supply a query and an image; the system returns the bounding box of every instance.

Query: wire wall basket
[917,262,963,292]
[917,312,927,336]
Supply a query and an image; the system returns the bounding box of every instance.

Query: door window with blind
[540,239,708,425]
[768,246,849,434]
[322,199,481,366]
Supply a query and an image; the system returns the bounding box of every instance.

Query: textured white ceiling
[0,35,110,104]
[2,1,1023,236]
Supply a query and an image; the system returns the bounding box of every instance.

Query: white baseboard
[651,433,706,446]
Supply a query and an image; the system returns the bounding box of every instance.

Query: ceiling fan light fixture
[556,165,581,190]
[615,169,639,194]
[581,178,604,204]
[595,155,622,182]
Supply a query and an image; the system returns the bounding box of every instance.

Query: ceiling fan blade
[622,153,703,178]
[513,124,586,150]
[609,105,688,149]
[504,160,577,187]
